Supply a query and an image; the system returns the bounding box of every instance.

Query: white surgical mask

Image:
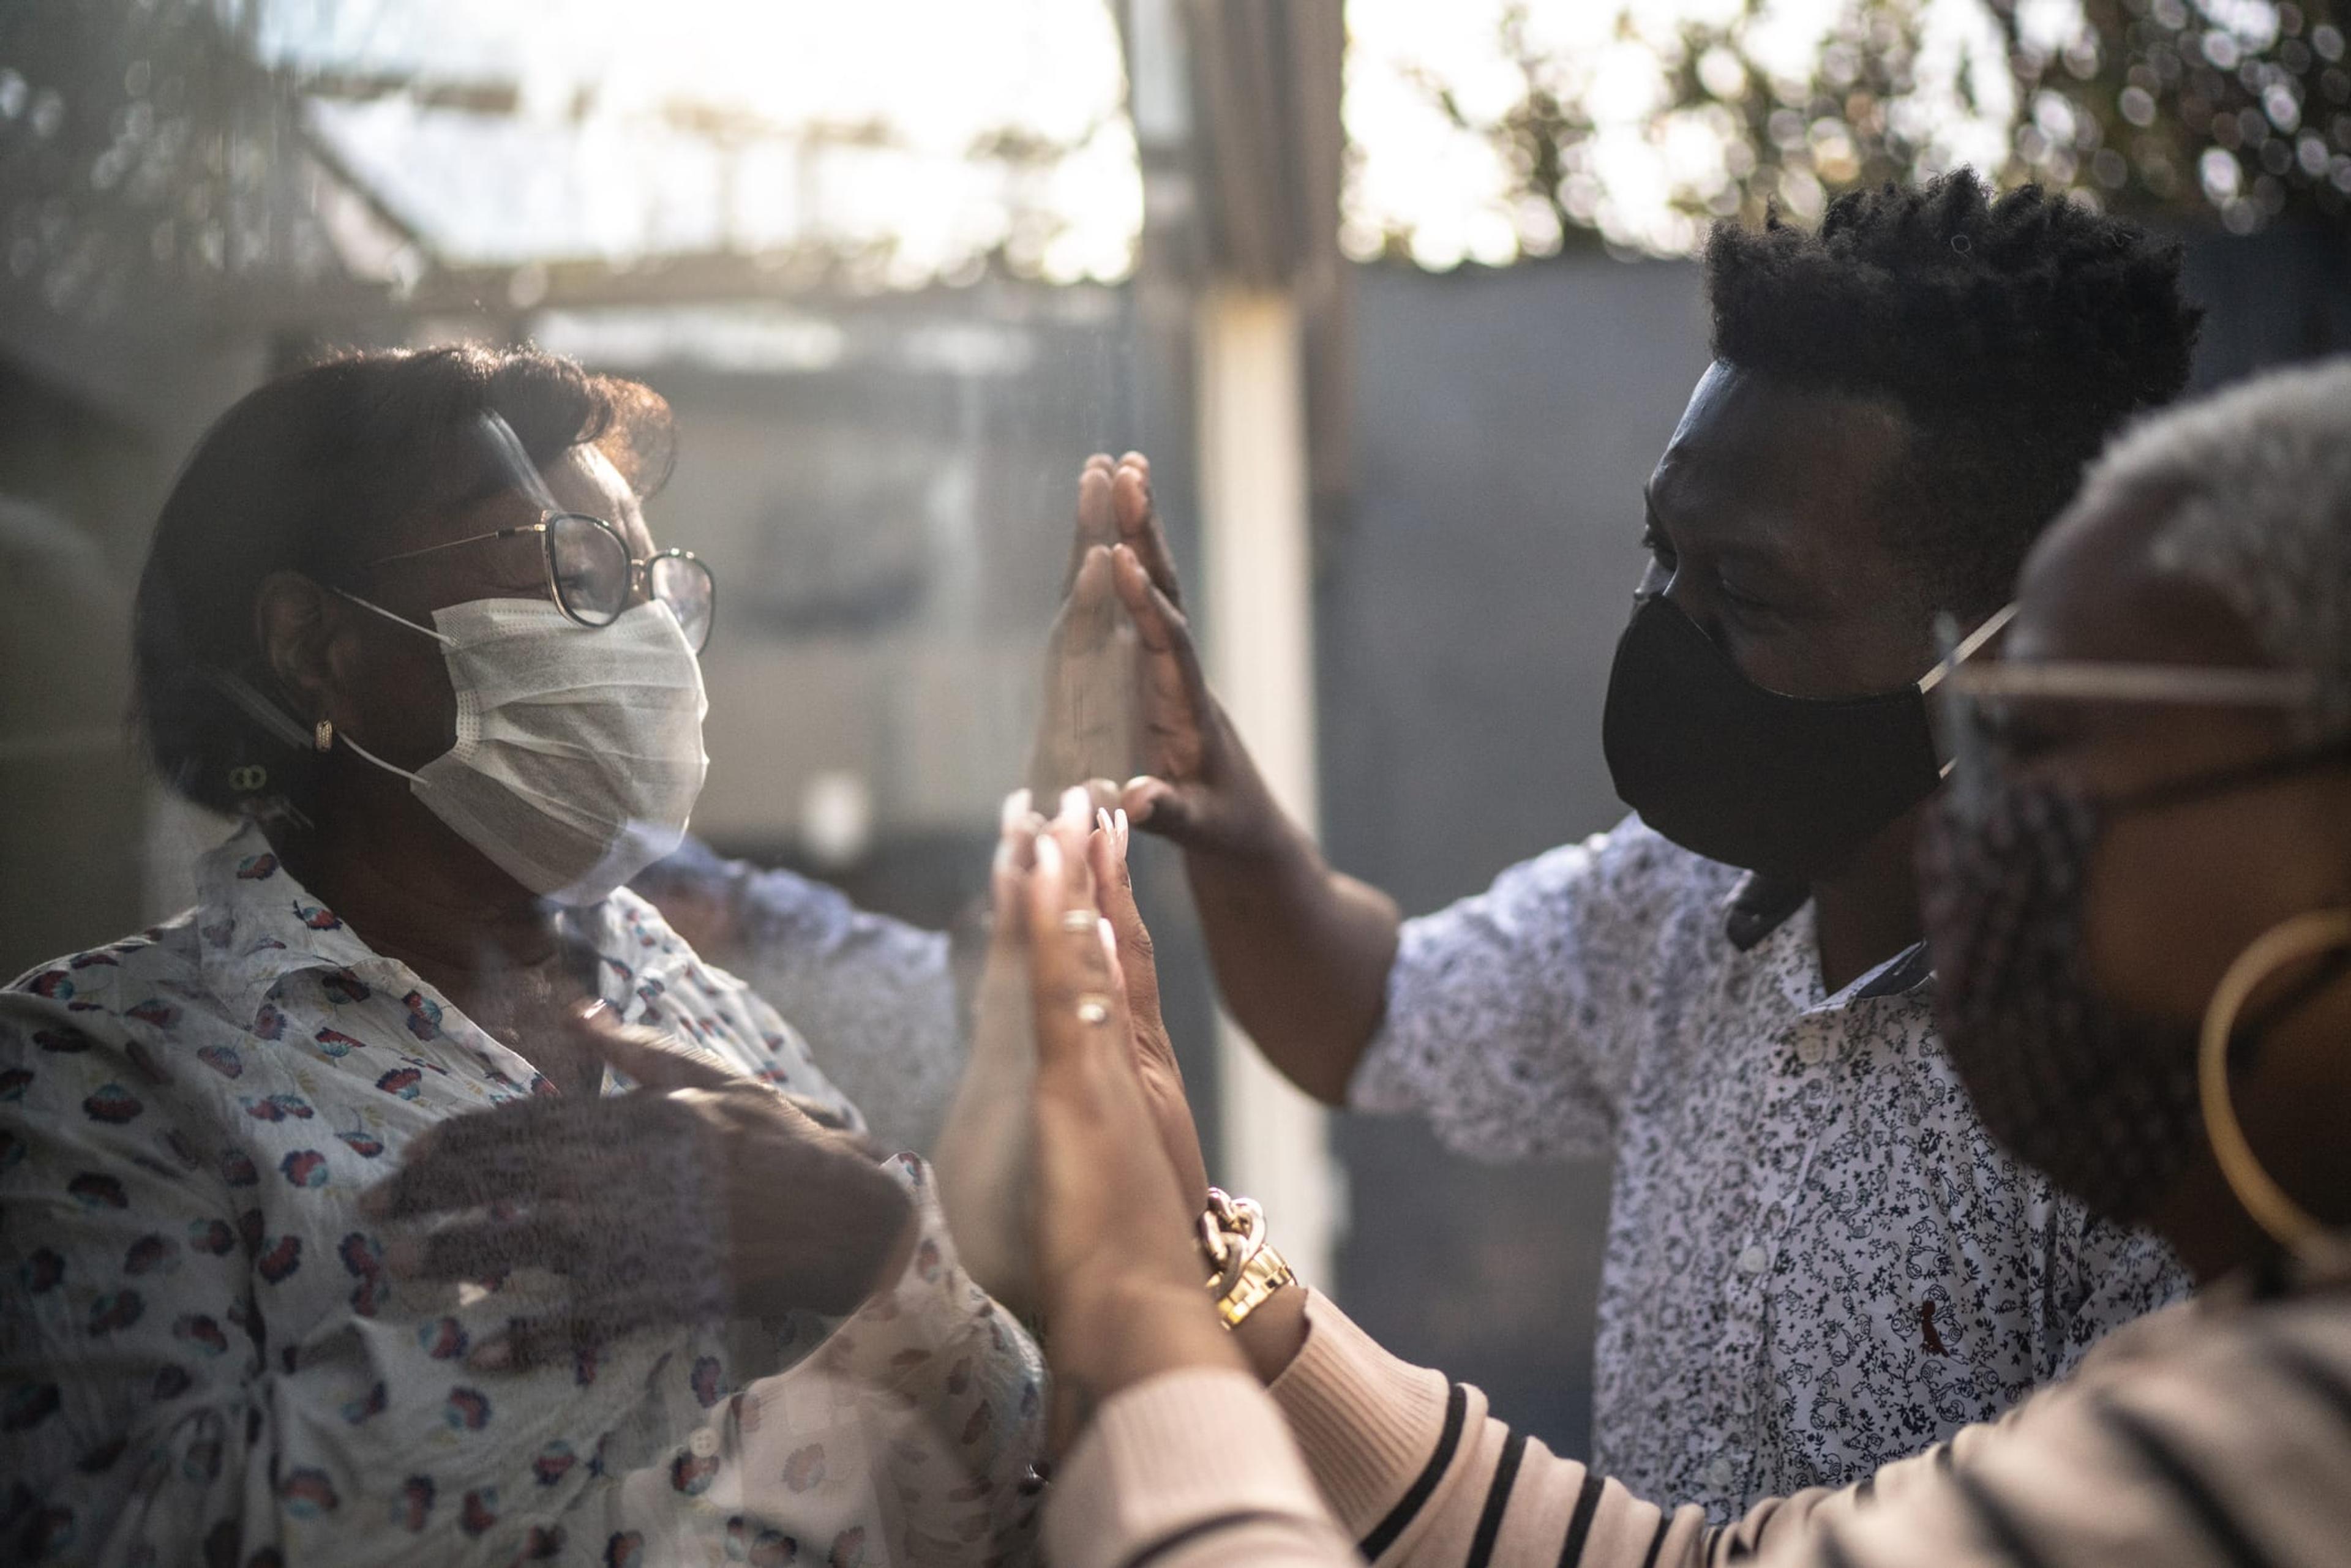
[334,594,709,904]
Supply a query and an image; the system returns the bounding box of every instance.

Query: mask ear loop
[198,667,319,830]
[332,588,456,648]
[2197,907,2351,1264]
[1916,601,2020,698]
[1927,605,2016,817]
[320,589,454,786]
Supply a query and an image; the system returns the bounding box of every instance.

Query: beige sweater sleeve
[1043,1366,1355,1568]
[1044,1283,2351,1568]
[1266,1291,1723,1566]
[1043,1292,1740,1568]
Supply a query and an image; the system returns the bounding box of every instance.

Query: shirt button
[689,1427,720,1458]
[1736,1244,1769,1275]
[1795,1034,1828,1066]
[1703,1455,1735,1491]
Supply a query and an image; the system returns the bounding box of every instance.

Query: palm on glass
[362,1003,914,1371]
[939,787,1210,1318]
[1012,791,1238,1430]
[1079,797,1210,1209]
[1052,452,1402,1106]
[1038,452,1281,854]
[1029,456,1143,798]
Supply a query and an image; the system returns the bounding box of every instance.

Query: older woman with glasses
[0,347,1044,1566]
[1007,359,2351,1568]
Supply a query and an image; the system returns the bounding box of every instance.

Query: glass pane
[7,4,1139,1561]
[648,553,716,652]
[546,512,630,625]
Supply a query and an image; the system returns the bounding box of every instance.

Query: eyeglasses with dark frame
[361,511,716,654]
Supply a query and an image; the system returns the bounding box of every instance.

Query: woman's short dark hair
[133,344,675,819]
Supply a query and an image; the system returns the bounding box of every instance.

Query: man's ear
[253,571,342,726]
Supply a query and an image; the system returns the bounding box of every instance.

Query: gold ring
[1061,909,1101,934]
[1074,994,1113,1026]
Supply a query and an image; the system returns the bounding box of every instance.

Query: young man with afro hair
[1071,172,2205,1519]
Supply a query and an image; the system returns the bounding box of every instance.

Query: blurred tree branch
[0,0,1131,328]
[1355,0,2350,263]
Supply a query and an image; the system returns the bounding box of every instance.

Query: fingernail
[468,1337,513,1371]
[1095,807,1114,839]
[1034,833,1063,877]
[1114,808,1130,853]
[1098,917,1117,964]
[1059,785,1090,825]
[1000,789,1033,832]
[577,999,610,1023]
[991,838,1014,877]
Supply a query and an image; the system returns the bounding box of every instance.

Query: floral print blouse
[1,823,1044,1567]
[1352,815,2193,1521]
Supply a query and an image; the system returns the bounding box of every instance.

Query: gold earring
[313,718,334,754]
[2198,907,2351,1262]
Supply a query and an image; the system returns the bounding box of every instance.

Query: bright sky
[264,0,2074,281]
[1344,0,2030,263]
[262,0,1142,285]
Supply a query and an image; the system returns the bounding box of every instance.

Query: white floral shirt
[1352,814,2193,1521]
[1,823,1044,1567]
[634,841,961,1158]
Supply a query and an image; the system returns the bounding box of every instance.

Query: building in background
[4,0,2348,1463]
[0,0,1154,940]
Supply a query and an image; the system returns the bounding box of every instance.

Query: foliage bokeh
[1347,0,2351,262]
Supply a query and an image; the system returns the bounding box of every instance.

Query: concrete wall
[1320,256,1710,1457]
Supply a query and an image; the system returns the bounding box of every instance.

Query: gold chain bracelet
[1198,1187,1295,1329]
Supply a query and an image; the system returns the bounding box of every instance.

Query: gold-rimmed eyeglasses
[363,511,716,654]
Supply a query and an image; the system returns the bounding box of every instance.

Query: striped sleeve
[1046,1288,2351,1568]
[1044,1292,1728,1568]
[1764,1291,2351,1568]
[1267,1292,1719,1567]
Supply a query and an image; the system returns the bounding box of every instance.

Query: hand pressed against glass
[937,782,1212,1325]
[1030,456,1143,797]
[1016,793,1239,1441]
[364,1001,914,1371]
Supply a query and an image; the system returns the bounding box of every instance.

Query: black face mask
[1921,742,2351,1227]
[1602,593,1944,882]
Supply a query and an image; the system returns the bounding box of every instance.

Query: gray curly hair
[2071,356,2351,739]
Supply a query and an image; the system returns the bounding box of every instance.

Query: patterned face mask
[1922,629,2346,1224]
[1921,775,2205,1225]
